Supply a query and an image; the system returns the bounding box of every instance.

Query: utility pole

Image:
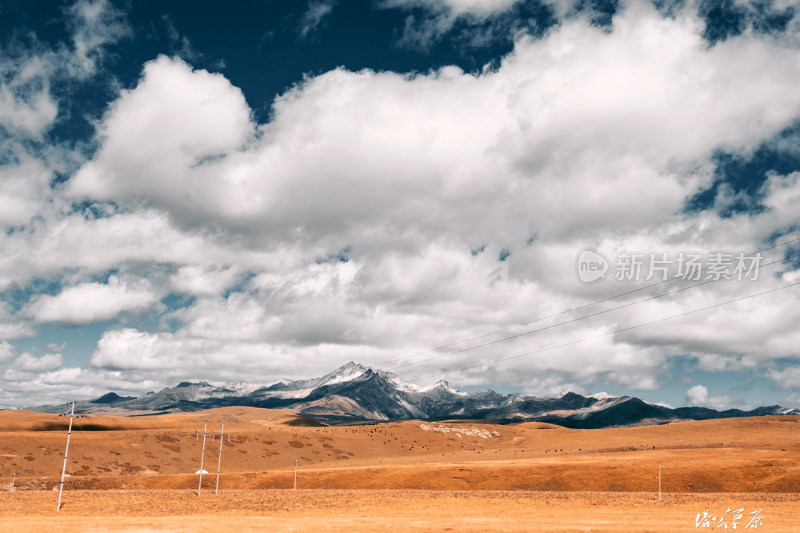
[294,458,298,490]
[198,423,207,496]
[197,424,228,496]
[11,472,15,492]
[57,401,75,511]
[215,424,224,495]
[658,463,661,501]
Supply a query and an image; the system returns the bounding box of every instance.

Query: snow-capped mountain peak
[319,361,368,385]
[428,379,464,395]
[28,363,800,429]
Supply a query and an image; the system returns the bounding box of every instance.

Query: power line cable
[385,254,795,371]
[372,234,800,369]
[408,279,800,384]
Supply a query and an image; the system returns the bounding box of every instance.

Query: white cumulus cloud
[9,352,64,373]
[27,276,161,325]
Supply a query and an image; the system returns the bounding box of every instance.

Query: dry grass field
[1,407,798,531]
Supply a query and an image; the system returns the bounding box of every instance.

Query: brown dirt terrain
[0,407,798,531]
[2,490,798,532]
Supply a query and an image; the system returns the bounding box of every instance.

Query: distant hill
[27,361,800,428]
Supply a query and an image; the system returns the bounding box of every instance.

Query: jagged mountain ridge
[26,362,800,428]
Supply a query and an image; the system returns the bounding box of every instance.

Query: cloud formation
[0,0,799,408]
[299,0,337,39]
[27,276,161,325]
[67,7,800,248]
[686,383,744,410]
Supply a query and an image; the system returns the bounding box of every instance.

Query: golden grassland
[1,407,798,531]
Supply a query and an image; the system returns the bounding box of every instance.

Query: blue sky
[1,0,800,410]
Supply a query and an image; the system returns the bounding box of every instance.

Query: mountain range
[26,362,800,428]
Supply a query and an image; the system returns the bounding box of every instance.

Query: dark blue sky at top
[2,0,799,217]
[2,0,541,143]
[0,0,795,276]
[2,0,793,132]
[2,0,798,220]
